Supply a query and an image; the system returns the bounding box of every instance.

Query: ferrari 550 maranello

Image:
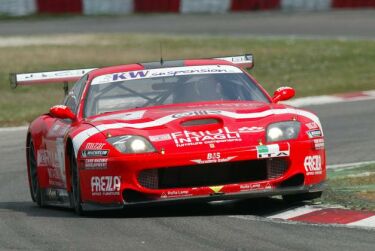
[11,54,326,215]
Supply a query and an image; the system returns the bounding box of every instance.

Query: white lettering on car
[85,143,106,150]
[171,127,242,147]
[304,155,323,176]
[91,176,121,196]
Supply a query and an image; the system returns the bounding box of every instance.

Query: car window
[64,74,88,114]
[84,66,269,117]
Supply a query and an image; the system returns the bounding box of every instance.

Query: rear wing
[214,54,254,69]
[10,68,96,88]
[9,54,253,90]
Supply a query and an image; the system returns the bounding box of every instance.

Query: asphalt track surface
[0,99,374,251]
[0,10,374,39]
[1,11,375,250]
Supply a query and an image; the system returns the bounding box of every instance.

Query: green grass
[1,33,375,126]
[323,165,375,211]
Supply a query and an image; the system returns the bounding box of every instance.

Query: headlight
[107,135,156,154]
[267,121,300,142]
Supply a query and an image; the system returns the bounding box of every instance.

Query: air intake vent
[267,158,289,179]
[138,158,289,190]
[181,118,220,127]
[138,169,158,189]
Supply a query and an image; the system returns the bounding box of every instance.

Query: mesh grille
[138,169,158,189]
[267,158,289,179]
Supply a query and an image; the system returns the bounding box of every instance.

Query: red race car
[11,55,326,215]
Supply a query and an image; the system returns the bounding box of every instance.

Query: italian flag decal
[256,143,290,159]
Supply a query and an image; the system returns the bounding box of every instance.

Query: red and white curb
[1,0,375,16]
[231,205,375,230]
[268,205,375,229]
[283,90,375,107]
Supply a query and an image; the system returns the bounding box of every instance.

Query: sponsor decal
[149,134,172,142]
[92,110,146,122]
[55,138,67,184]
[85,143,106,150]
[91,176,121,196]
[304,155,323,176]
[240,182,272,192]
[171,110,222,118]
[17,68,95,82]
[161,190,191,199]
[45,188,58,200]
[81,150,109,158]
[45,188,69,201]
[171,127,241,147]
[216,55,252,64]
[313,139,325,150]
[306,122,319,130]
[47,167,62,180]
[37,150,50,167]
[191,152,237,164]
[256,144,290,159]
[50,123,69,136]
[52,124,61,132]
[84,159,108,170]
[238,126,265,133]
[307,130,322,138]
[209,186,224,193]
[37,145,65,170]
[91,65,242,85]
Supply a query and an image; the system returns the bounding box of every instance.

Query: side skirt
[41,188,72,208]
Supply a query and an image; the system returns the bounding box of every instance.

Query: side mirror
[272,86,295,103]
[49,105,76,121]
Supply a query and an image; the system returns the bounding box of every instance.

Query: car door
[44,76,87,189]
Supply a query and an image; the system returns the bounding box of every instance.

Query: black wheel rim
[29,143,39,199]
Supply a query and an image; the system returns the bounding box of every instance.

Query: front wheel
[28,140,44,207]
[283,191,322,204]
[70,151,85,216]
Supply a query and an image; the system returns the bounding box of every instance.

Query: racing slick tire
[28,140,44,207]
[70,150,85,216]
[282,191,322,204]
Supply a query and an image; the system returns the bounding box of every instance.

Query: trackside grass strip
[323,164,375,211]
[1,33,375,125]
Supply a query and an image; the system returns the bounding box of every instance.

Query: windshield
[84,65,269,117]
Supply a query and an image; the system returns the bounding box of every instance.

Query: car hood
[85,101,302,152]
[87,102,318,151]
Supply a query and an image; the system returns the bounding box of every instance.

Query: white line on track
[327,161,375,170]
[282,90,375,107]
[0,126,28,132]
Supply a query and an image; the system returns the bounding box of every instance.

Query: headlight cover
[267,121,301,143]
[107,135,156,154]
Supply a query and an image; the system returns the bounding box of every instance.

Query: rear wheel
[70,151,85,216]
[28,140,44,207]
[283,191,322,204]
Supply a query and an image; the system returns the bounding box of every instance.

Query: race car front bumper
[81,181,326,211]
